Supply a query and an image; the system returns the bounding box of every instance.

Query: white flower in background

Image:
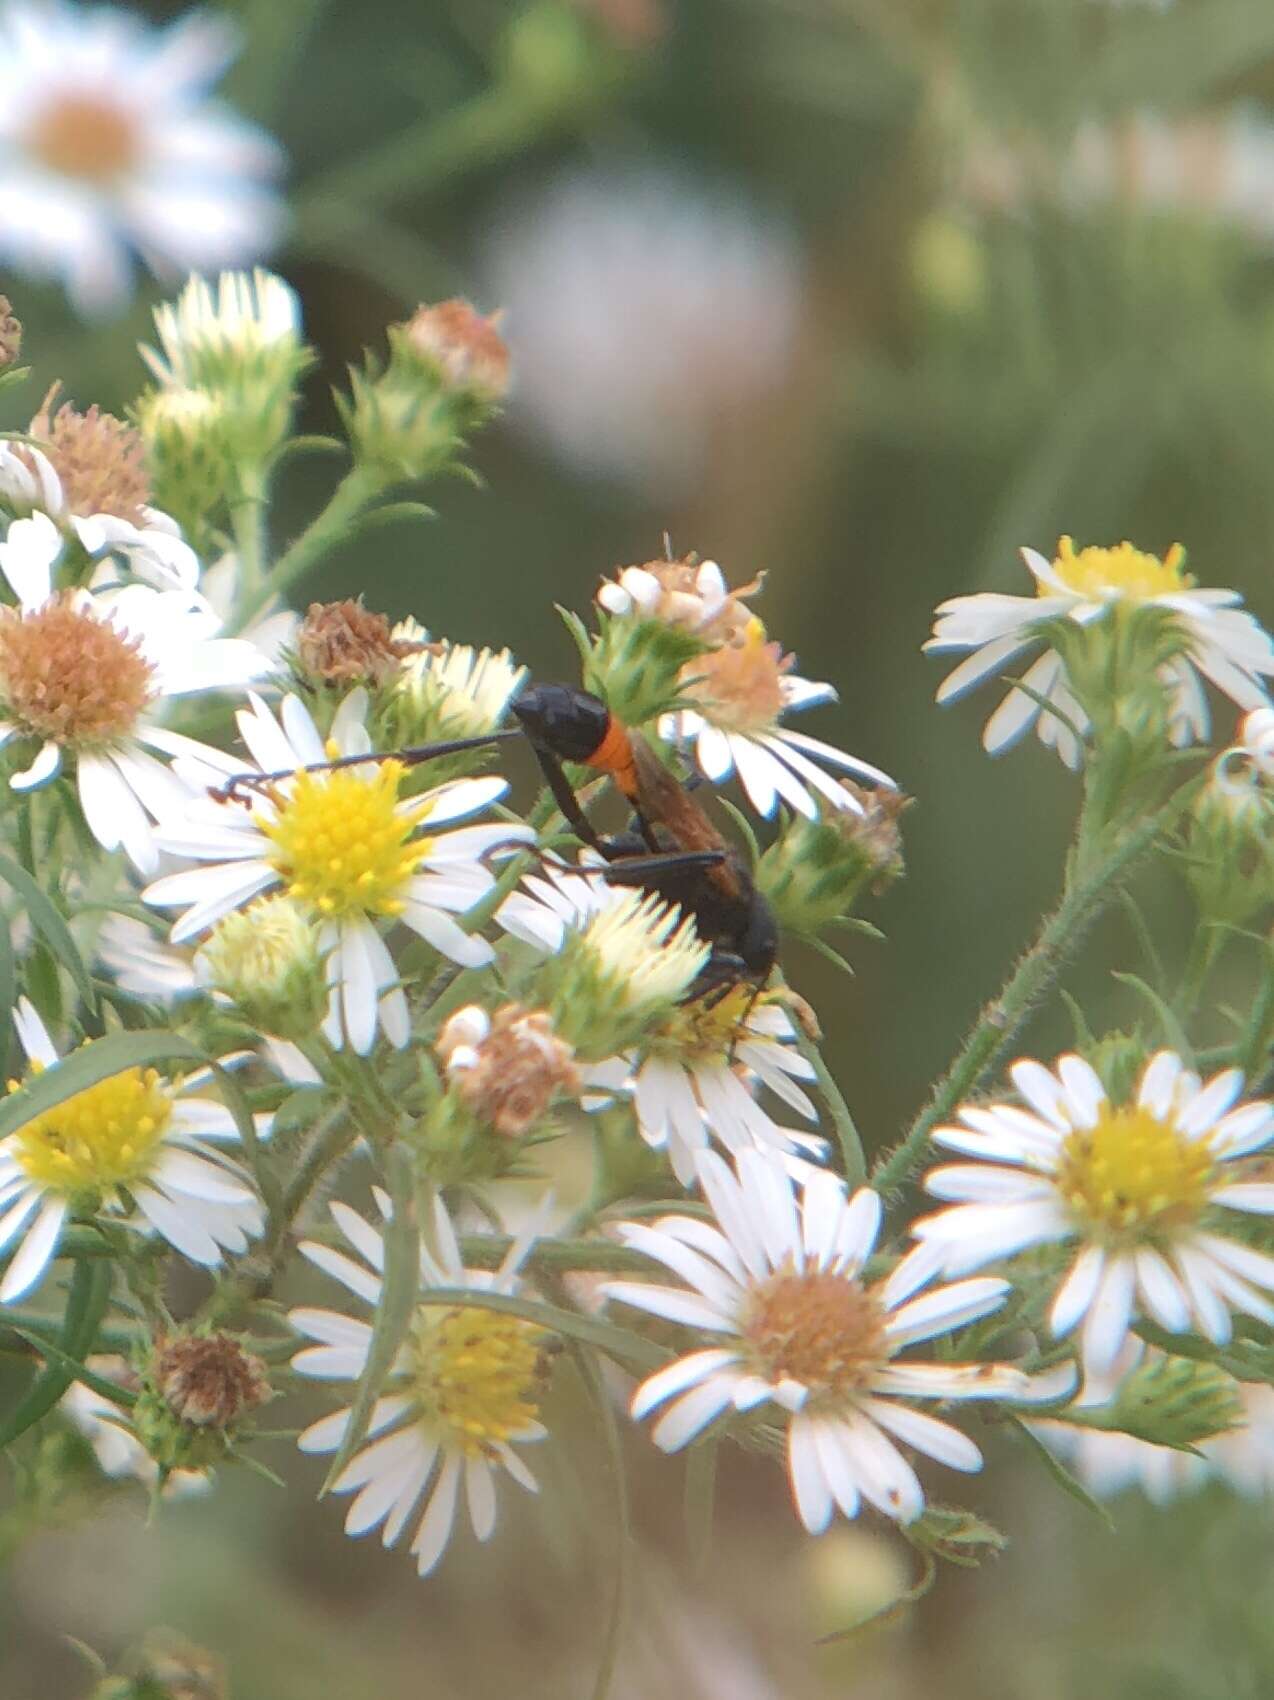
[927,537,1274,768]
[0,997,263,1303]
[605,1149,1060,1530]
[0,3,284,315]
[291,1190,549,1577]
[662,617,897,819]
[0,404,199,597]
[1030,1341,1274,1505]
[1217,705,1274,802]
[96,912,201,1003]
[144,689,532,1054]
[482,162,802,491]
[60,1356,209,1496]
[0,544,269,873]
[915,1050,1274,1377]
[201,551,298,664]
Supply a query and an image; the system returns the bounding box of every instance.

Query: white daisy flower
[497,858,814,1176]
[662,617,897,820]
[0,421,199,597]
[290,1189,550,1577]
[143,689,533,1055]
[597,558,754,643]
[60,1355,208,1497]
[915,1049,1274,1377]
[926,536,1274,769]
[604,1148,1053,1530]
[1217,705,1274,800]
[201,551,298,664]
[0,548,269,873]
[0,2,284,315]
[96,913,201,1004]
[0,997,263,1303]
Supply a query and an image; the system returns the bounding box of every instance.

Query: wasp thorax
[0,596,155,744]
[29,384,151,524]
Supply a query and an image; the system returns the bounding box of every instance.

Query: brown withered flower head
[28,381,150,524]
[436,1002,582,1137]
[401,299,511,403]
[293,598,426,688]
[0,296,20,368]
[152,1331,270,1429]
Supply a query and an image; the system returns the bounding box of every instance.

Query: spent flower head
[397,299,511,409]
[0,295,21,369]
[436,1002,582,1138]
[757,786,909,937]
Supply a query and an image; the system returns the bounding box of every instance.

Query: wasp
[214,682,778,1001]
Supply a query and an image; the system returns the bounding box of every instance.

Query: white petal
[0,1198,66,1302]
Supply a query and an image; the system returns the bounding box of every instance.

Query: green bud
[194,896,328,1043]
[1078,1030,1148,1109]
[132,385,233,542]
[374,641,527,785]
[560,604,710,728]
[1183,761,1274,926]
[757,787,909,937]
[1069,1354,1243,1452]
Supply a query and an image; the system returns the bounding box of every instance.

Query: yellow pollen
[259,760,430,919]
[650,984,760,1065]
[1047,536,1192,603]
[10,1064,173,1196]
[741,1264,887,1395]
[410,1305,544,1459]
[681,620,791,734]
[26,92,139,183]
[1055,1105,1214,1239]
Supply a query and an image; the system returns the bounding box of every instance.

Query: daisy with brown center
[290,1189,550,1577]
[143,688,533,1055]
[914,1050,1274,1377]
[604,1148,1047,1530]
[0,997,263,1304]
[0,4,283,314]
[0,390,200,596]
[661,616,897,820]
[0,563,268,872]
[926,537,1274,768]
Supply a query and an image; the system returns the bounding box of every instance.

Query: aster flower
[914,1050,1274,1376]
[596,557,759,645]
[290,1190,549,1577]
[0,551,268,873]
[0,3,284,315]
[0,997,263,1303]
[96,913,202,1004]
[662,617,897,820]
[1217,705,1274,798]
[926,537,1274,768]
[498,859,818,1179]
[388,641,528,745]
[605,1149,1050,1530]
[141,268,302,392]
[143,689,532,1055]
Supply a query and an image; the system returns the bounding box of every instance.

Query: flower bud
[437,1001,582,1136]
[194,896,328,1042]
[1078,1030,1148,1110]
[374,640,527,783]
[135,1330,270,1472]
[396,299,510,408]
[1069,1353,1242,1452]
[1183,746,1274,926]
[565,601,710,729]
[0,295,21,368]
[757,785,909,936]
[132,385,233,540]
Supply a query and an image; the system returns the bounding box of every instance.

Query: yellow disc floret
[1047,537,1192,603]
[259,759,431,919]
[648,983,759,1065]
[410,1304,544,1459]
[1055,1105,1214,1239]
[11,1064,174,1196]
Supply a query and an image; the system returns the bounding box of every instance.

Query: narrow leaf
[0,849,95,1012]
[0,1030,211,1143]
[0,1257,111,1449]
[1004,1410,1114,1532]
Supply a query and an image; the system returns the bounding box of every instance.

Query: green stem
[873,772,1205,1194]
[456,1233,681,1275]
[1176,925,1224,1027]
[236,464,385,633]
[228,461,269,606]
[788,1006,866,1186]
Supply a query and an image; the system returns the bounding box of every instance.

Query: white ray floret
[0,998,263,1304]
[290,1189,550,1577]
[144,688,532,1054]
[915,1049,1274,1376]
[605,1148,1067,1531]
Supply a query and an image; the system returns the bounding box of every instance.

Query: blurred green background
[7,0,1274,1693]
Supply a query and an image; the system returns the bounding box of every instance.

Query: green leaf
[321,1145,421,1492]
[7,1326,137,1407]
[1111,971,1193,1061]
[0,1029,212,1143]
[0,849,96,1013]
[1004,1410,1114,1532]
[0,1257,111,1449]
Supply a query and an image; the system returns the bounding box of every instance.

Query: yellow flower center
[1055,1105,1214,1239]
[0,598,155,745]
[410,1304,544,1459]
[259,758,431,919]
[681,618,791,733]
[1046,536,1193,603]
[741,1264,887,1395]
[26,92,139,183]
[649,983,759,1064]
[11,1063,173,1195]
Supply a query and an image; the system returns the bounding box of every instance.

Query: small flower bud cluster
[0,295,22,370]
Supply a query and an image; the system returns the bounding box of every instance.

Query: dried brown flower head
[153,1331,270,1429]
[402,299,511,402]
[0,296,21,368]
[437,1002,582,1137]
[294,599,425,687]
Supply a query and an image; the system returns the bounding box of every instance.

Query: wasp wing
[628,734,745,900]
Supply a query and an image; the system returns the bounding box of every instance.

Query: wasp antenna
[663,530,675,561]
